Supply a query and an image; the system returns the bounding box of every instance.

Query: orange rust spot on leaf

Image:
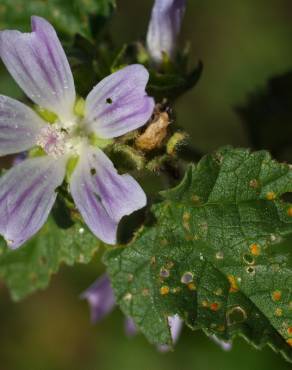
[250,243,261,256]
[166,261,174,269]
[210,302,220,311]
[228,275,239,293]
[272,290,282,302]
[249,179,259,188]
[183,212,191,232]
[274,308,283,317]
[191,195,200,203]
[287,327,292,336]
[287,207,292,217]
[187,282,196,291]
[266,192,276,201]
[160,286,170,295]
[287,338,292,347]
[201,300,209,308]
[183,212,191,221]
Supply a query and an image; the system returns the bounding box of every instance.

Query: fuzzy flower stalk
[0,16,154,248]
[146,0,186,63]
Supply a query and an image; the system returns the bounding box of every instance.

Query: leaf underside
[105,147,292,362]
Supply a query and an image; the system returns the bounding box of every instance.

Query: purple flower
[209,335,232,351]
[83,274,234,352]
[82,274,182,351]
[124,317,138,337]
[81,274,115,323]
[146,0,186,63]
[0,16,154,248]
[158,315,183,352]
[124,315,183,352]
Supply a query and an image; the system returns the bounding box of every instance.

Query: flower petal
[0,156,66,248]
[81,274,116,323]
[124,317,138,337]
[209,335,232,351]
[70,146,146,244]
[146,0,186,63]
[0,16,76,121]
[158,315,183,352]
[0,95,46,156]
[85,65,154,138]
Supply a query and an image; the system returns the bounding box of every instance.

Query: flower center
[34,99,113,159]
[36,126,66,157]
[36,121,86,158]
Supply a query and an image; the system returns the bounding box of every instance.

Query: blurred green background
[0,0,292,369]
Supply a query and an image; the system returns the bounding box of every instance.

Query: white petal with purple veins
[158,315,183,352]
[147,0,186,63]
[0,156,66,248]
[0,16,76,121]
[70,146,147,244]
[0,95,47,156]
[85,65,154,138]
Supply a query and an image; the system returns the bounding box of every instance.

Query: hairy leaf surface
[0,218,100,300]
[105,147,292,361]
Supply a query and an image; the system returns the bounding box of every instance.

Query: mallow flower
[0,16,154,248]
[146,0,186,63]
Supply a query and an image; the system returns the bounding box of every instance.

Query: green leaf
[0,217,100,301]
[105,147,292,361]
[0,0,116,38]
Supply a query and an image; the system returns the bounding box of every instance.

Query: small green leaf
[105,147,292,361]
[0,217,100,301]
[0,0,116,38]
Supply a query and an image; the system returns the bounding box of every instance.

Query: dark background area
[0,1,292,369]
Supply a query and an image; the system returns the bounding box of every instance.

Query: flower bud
[146,0,186,63]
